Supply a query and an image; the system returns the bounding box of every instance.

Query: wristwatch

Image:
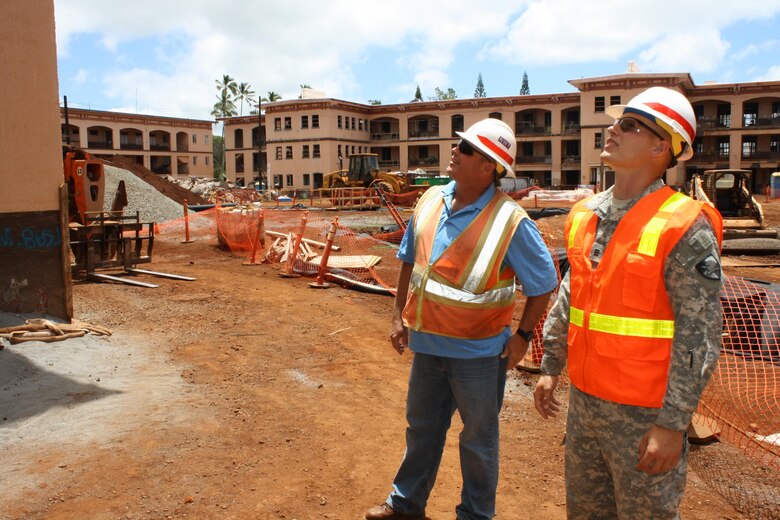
[515,327,534,342]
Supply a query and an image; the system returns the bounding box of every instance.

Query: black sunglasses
[614,117,665,141]
[456,139,492,161]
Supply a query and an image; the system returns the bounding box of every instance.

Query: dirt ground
[0,198,778,520]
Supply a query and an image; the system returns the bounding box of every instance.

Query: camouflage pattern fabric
[541,180,722,514]
[566,386,687,519]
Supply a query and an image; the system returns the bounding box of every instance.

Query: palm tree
[235,82,256,116]
[211,89,237,118]
[216,74,238,98]
[263,91,282,102]
[211,88,237,178]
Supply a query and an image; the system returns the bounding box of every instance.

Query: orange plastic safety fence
[383,188,427,207]
[698,276,780,469]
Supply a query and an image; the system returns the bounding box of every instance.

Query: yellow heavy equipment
[689,169,780,254]
[323,153,408,194]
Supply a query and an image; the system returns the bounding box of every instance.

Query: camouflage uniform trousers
[565,386,688,520]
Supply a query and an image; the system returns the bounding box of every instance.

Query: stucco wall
[0,0,70,319]
[0,0,63,212]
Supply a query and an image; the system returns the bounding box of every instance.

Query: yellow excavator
[323,153,408,194]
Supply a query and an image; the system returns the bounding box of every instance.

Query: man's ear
[651,139,672,160]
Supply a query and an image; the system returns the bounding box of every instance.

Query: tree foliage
[414,85,423,102]
[212,135,225,180]
[474,73,486,98]
[263,91,282,102]
[431,87,457,100]
[368,99,382,105]
[211,89,237,118]
[235,82,256,116]
[520,71,530,95]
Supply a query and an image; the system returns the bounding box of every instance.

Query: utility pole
[257,95,264,192]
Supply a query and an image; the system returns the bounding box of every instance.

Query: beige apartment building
[222,71,780,193]
[60,107,214,178]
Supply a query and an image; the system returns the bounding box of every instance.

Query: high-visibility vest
[402,186,528,339]
[565,187,723,407]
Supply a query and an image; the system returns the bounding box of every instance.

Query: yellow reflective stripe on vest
[414,187,444,238]
[636,192,689,257]
[590,312,674,338]
[570,306,584,327]
[569,306,674,338]
[462,200,518,293]
[411,265,516,306]
[568,211,588,249]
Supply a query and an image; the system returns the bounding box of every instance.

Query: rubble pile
[167,176,237,202]
[104,165,193,223]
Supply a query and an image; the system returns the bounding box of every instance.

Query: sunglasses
[456,139,493,161]
[614,117,665,141]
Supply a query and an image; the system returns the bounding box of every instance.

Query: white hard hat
[606,86,696,164]
[456,118,517,178]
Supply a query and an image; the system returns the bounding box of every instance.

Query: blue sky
[54,0,780,132]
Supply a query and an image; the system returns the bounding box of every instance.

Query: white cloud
[54,0,526,114]
[53,0,780,118]
[638,29,729,73]
[487,0,780,69]
[73,69,89,84]
[752,65,780,82]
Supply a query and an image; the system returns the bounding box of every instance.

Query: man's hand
[636,425,684,474]
[500,334,530,371]
[389,315,408,355]
[534,374,561,419]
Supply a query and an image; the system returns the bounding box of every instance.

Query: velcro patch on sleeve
[695,254,721,280]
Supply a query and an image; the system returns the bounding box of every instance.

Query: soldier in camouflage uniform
[534,87,723,519]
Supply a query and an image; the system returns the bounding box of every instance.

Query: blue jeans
[387,353,507,520]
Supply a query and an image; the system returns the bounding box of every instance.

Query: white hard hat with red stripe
[606,86,696,164]
[456,118,517,178]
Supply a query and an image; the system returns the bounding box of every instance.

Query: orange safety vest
[402,186,528,339]
[565,187,723,407]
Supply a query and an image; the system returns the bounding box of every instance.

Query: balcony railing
[697,116,730,129]
[562,123,581,135]
[379,160,400,169]
[743,115,780,128]
[515,125,551,136]
[516,155,552,164]
[150,144,171,151]
[120,143,143,150]
[370,132,400,141]
[87,141,113,149]
[562,155,581,164]
[741,151,780,161]
[689,153,730,162]
[408,130,439,139]
[409,156,440,166]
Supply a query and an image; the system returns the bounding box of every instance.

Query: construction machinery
[63,147,194,287]
[323,153,409,194]
[689,169,780,254]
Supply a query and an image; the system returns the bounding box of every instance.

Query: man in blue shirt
[366,119,558,520]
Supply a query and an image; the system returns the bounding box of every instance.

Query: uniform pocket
[622,252,660,312]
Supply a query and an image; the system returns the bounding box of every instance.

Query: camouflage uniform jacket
[541,179,723,431]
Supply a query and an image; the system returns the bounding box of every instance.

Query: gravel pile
[103,165,192,224]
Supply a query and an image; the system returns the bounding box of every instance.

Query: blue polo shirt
[397,182,558,359]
